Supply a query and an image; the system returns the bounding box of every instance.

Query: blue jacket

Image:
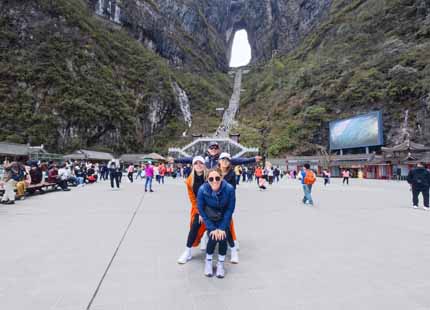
[175,153,256,169]
[197,180,236,231]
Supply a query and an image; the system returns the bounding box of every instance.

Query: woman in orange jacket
[177,156,208,264]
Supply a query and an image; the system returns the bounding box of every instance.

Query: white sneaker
[230,248,239,264]
[204,260,213,277]
[200,233,207,251]
[423,206,430,211]
[234,240,240,251]
[413,205,418,209]
[216,262,225,278]
[177,250,192,264]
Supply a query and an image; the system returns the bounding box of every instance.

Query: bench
[0,182,58,197]
[26,182,59,194]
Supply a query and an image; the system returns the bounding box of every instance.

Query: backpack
[304,170,316,185]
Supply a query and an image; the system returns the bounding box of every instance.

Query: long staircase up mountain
[215,68,243,137]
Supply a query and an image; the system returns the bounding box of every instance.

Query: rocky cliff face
[2,0,429,155]
[87,0,332,69]
[237,0,430,155]
[0,0,230,153]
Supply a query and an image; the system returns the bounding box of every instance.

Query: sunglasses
[208,176,221,183]
[209,146,219,150]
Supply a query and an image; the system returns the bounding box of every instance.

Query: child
[258,175,267,190]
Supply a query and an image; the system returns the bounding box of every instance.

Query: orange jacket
[185,175,206,247]
[255,167,263,177]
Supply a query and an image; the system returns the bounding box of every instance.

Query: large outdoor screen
[329,111,383,150]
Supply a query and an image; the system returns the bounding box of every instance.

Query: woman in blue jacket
[197,168,236,278]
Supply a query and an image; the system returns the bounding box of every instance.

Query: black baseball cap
[208,141,219,148]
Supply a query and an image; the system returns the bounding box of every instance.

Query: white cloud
[229,30,251,68]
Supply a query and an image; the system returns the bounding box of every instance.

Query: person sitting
[74,166,85,186]
[87,166,97,183]
[1,161,21,205]
[28,163,45,194]
[14,162,27,201]
[49,164,70,191]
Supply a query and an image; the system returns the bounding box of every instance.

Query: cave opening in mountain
[229,29,251,68]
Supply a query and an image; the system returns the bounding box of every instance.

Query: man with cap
[173,141,262,168]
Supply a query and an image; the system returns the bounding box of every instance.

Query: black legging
[186,215,202,248]
[227,225,235,248]
[206,228,229,256]
[188,215,235,248]
[127,172,133,183]
[110,172,120,188]
[343,177,349,185]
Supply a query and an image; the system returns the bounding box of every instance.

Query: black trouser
[412,186,429,207]
[324,178,329,186]
[186,214,202,248]
[128,172,133,183]
[343,177,349,185]
[206,228,229,256]
[57,180,68,190]
[227,227,235,248]
[110,173,120,188]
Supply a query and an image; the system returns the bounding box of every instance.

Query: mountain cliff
[1,0,430,155]
[236,0,430,155]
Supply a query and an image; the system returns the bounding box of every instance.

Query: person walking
[268,167,274,185]
[108,161,120,189]
[145,162,154,192]
[177,156,208,264]
[127,164,134,183]
[300,163,316,206]
[342,169,350,185]
[407,162,430,210]
[234,165,242,185]
[323,170,331,186]
[197,168,236,278]
[154,164,160,184]
[255,166,263,185]
[274,167,280,183]
[247,167,254,182]
[242,166,247,183]
[159,163,166,184]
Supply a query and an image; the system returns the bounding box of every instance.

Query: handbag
[204,205,223,222]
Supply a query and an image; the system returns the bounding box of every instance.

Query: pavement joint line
[85,191,147,310]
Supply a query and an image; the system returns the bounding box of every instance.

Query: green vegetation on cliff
[0,0,230,154]
[238,0,430,156]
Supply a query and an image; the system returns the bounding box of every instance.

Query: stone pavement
[1,177,430,310]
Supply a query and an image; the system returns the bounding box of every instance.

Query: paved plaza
[1,177,429,310]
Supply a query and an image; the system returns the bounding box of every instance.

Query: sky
[229,29,251,68]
